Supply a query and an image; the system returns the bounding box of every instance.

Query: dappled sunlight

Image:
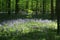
[0,19,57,33]
[0,0,59,40]
[0,19,58,40]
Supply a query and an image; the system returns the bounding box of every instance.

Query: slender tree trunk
[7,0,11,14]
[0,0,2,12]
[51,0,54,20]
[56,0,60,34]
[15,0,19,14]
[26,0,29,13]
[43,0,46,14]
[31,0,33,11]
[26,0,29,9]
[35,0,38,18]
[31,0,33,17]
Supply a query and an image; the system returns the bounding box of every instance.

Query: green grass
[0,21,60,40]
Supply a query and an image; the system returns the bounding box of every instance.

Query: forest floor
[0,19,60,40]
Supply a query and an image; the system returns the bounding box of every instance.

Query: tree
[7,0,11,14]
[15,0,19,14]
[51,0,54,20]
[26,0,29,9]
[31,0,33,11]
[35,0,38,18]
[25,0,29,13]
[43,0,46,14]
[56,0,60,34]
[0,0,2,12]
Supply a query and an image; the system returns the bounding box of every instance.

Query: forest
[0,0,60,40]
[0,0,56,19]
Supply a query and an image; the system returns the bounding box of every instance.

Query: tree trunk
[25,0,29,13]
[15,0,19,14]
[43,0,46,14]
[26,0,29,9]
[51,0,54,20]
[7,0,11,14]
[56,0,60,34]
[31,0,33,11]
[35,0,38,18]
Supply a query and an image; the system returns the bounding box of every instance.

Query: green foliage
[0,0,56,12]
[0,21,58,40]
[0,0,56,19]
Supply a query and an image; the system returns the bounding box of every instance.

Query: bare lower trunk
[56,0,60,34]
[51,0,54,20]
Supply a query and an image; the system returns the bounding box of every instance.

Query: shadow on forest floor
[0,27,60,40]
[0,13,56,21]
[19,29,60,40]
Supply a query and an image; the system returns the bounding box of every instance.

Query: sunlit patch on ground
[0,19,58,40]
